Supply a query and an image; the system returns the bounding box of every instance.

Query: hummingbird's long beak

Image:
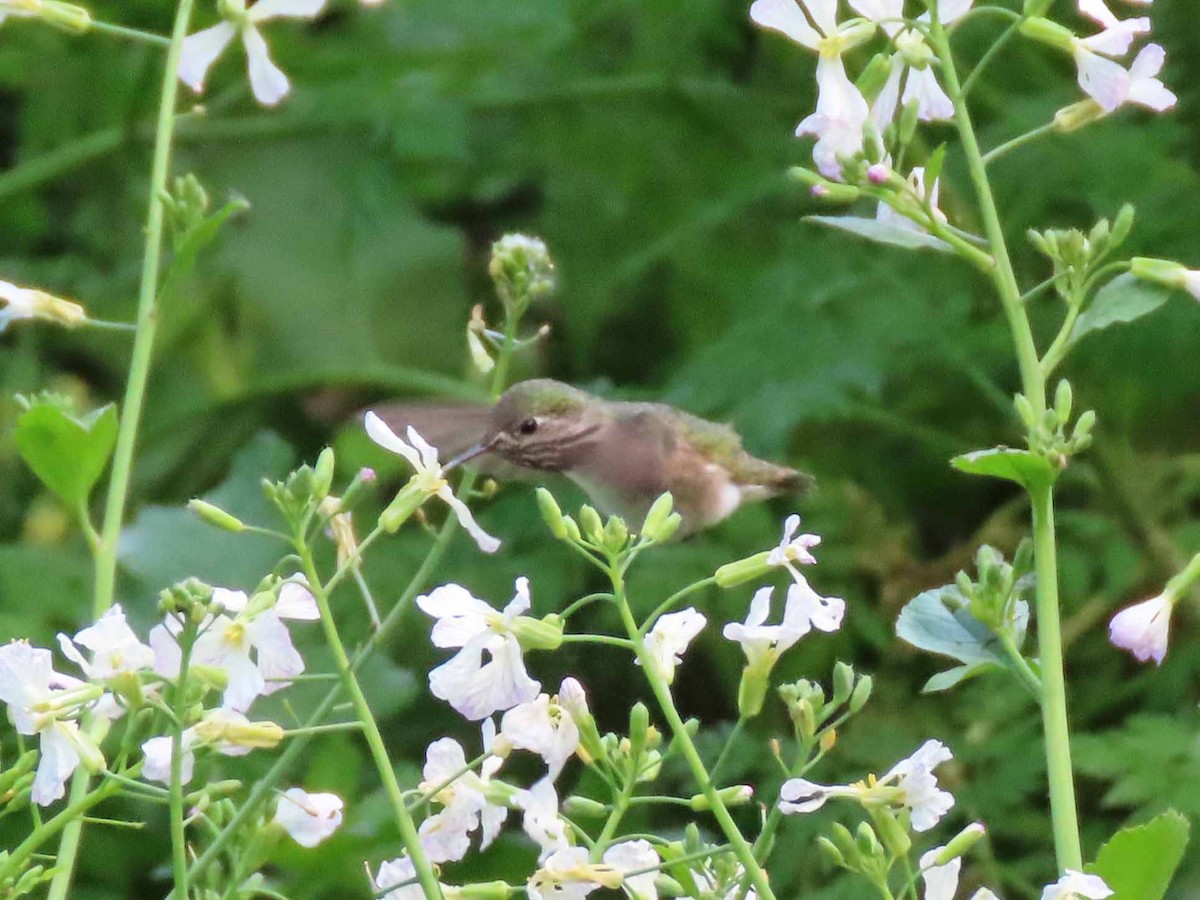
[443,435,499,472]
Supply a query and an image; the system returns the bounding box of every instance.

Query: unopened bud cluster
[489,233,556,316]
[780,661,871,745]
[1014,380,1095,464]
[954,543,1033,634]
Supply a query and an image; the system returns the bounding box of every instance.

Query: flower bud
[1111,203,1136,246]
[562,795,609,818]
[41,0,92,33]
[848,674,873,713]
[932,823,987,866]
[489,233,556,315]
[312,447,335,500]
[830,822,864,870]
[1054,380,1073,426]
[1013,393,1037,430]
[898,98,921,145]
[1019,17,1076,52]
[1130,257,1190,290]
[714,550,772,587]
[579,504,604,542]
[378,480,429,532]
[603,514,629,551]
[561,514,583,543]
[856,822,884,861]
[536,487,568,540]
[869,807,911,858]
[856,53,894,104]
[817,836,846,868]
[512,614,564,652]
[832,661,855,706]
[640,492,678,542]
[689,785,753,811]
[188,499,246,533]
[457,882,515,899]
[737,665,771,719]
[812,182,862,204]
[627,701,650,762]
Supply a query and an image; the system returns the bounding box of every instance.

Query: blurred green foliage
[1,0,1199,897]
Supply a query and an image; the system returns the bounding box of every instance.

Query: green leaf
[922,661,1000,694]
[1070,273,1173,348]
[1088,810,1189,900]
[896,586,1006,667]
[14,402,118,508]
[952,446,1054,489]
[805,215,953,252]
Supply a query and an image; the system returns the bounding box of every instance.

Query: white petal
[417,584,493,647]
[604,840,660,900]
[439,488,501,553]
[1128,44,1177,111]
[364,411,422,469]
[177,21,237,93]
[273,788,344,847]
[802,0,839,34]
[505,577,532,617]
[939,0,975,23]
[1108,593,1172,664]
[1075,47,1130,112]
[903,67,955,121]
[56,634,91,677]
[249,611,305,693]
[419,807,477,863]
[750,0,821,50]
[920,850,962,900]
[1042,870,1113,900]
[778,778,830,814]
[870,60,904,132]
[423,736,470,783]
[406,426,442,472]
[221,649,267,712]
[32,722,82,806]
[276,581,321,620]
[249,0,326,21]
[242,26,291,107]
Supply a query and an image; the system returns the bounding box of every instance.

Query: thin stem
[640,576,718,636]
[996,631,1044,700]
[298,545,444,899]
[0,780,121,884]
[559,592,614,619]
[708,718,747,786]
[931,11,1082,871]
[612,571,776,900]
[590,769,636,862]
[87,18,172,46]
[1029,484,1083,870]
[560,634,633,650]
[92,0,196,619]
[81,318,138,332]
[982,121,1057,168]
[1039,303,1083,379]
[169,629,196,900]
[961,14,1024,97]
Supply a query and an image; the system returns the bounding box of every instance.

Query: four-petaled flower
[150,585,318,712]
[500,681,581,779]
[724,583,841,678]
[603,840,660,900]
[273,787,344,847]
[141,708,282,785]
[416,724,508,863]
[750,0,876,178]
[640,607,707,685]
[527,847,619,900]
[57,604,155,681]
[178,0,327,107]
[0,640,106,805]
[516,777,572,860]
[1108,590,1173,664]
[417,579,541,720]
[364,412,501,553]
[780,738,954,832]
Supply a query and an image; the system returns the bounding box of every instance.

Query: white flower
[1041,870,1113,900]
[603,840,660,900]
[641,608,706,684]
[750,0,876,179]
[364,412,501,553]
[149,586,314,712]
[768,514,821,571]
[500,682,580,779]
[418,579,541,721]
[1080,42,1176,114]
[272,787,343,847]
[1108,590,1172,664]
[0,640,106,805]
[517,777,571,859]
[57,604,155,681]
[417,729,507,863]
[723,586,811,672]
[141,708,282,785]
[1078,0,1150,56]
[876,165,946,234]
[178,0,326,107]
[527,847,608,900]
[0,280,85,331]
[374,856,454,900]
[780,739,954,832]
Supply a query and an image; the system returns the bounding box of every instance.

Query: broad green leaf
[1070,273,1173,348]
[1088,810,1189,900]
[14,402,118,508]
[952,446,1054,489]
[806,215,953,252]
[922,661,1001,694]
[896,585,1005,667]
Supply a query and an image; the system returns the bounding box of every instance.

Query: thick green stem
[298,545,444,899]
[92,0,196,619]
[930,11,1082,872]
[612,575,776,900]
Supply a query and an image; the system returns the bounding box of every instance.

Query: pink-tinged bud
[360,467,377,482]
[1108,592,1173,665]
[811,185,829,198]
[867,164,891,185]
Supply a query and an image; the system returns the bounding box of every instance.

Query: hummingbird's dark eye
[518,417,540,436]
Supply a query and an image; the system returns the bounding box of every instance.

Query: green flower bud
[489,233,556,315]
[603,514,630,551]
[562,515,582,543]
[689,785,753,811]
[869,807,912,858]
[855,822,884,861]
[856,53,894,104]
[1013,393,1037,430]
[512,614,564,652]
[536,487,568,539]
[1054,380,1073,425]
[931,822,987,866]
[1111,203,1136,246]
[1054,99,1106,132]
[188,499,246,532]
[641,492,678,542]
[898,98,921,145]
[830,822,865,870]
[378,480,429,532]
[848,674,873,713]
[1130,256,1190,289]
[628,701,650,762]
[817,836,846,868]
[832,661,855,706]
[312,447,335,500]
[715,550,773,587]
[579,504,604,542]
[1073,409,1097,439]
[737,663,771,719]
[562,795,609,818]
[41,0,92,33]
[457,882,517,899]
[1020,17,1076,52]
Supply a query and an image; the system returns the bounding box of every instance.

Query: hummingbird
[370,379,812,537]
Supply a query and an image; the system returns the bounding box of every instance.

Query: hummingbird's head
[479,379,600,471]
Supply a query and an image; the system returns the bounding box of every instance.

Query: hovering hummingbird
[371,379,812,537]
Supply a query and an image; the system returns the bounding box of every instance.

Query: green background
[1,0,1199,896]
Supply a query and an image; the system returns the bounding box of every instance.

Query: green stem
[612,572,776,900]
[92,0,196,619]
[1166,550,1200,599]
[996,631,1044,700]
[0,780,121,884]
[590,770,636,862]
[981,121,1058,168]
[640,576,718,636]
[298,544,443,899]
[87,18,171,46]
[961,14,1024,97]
[708,718,747,786]
[1039,302,1083,379]
[931,10,1082,871]
[169,632,197,900]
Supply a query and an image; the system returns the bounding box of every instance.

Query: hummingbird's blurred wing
[364,402,533,481]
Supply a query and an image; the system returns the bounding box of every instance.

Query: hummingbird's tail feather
[735,460,817,502]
